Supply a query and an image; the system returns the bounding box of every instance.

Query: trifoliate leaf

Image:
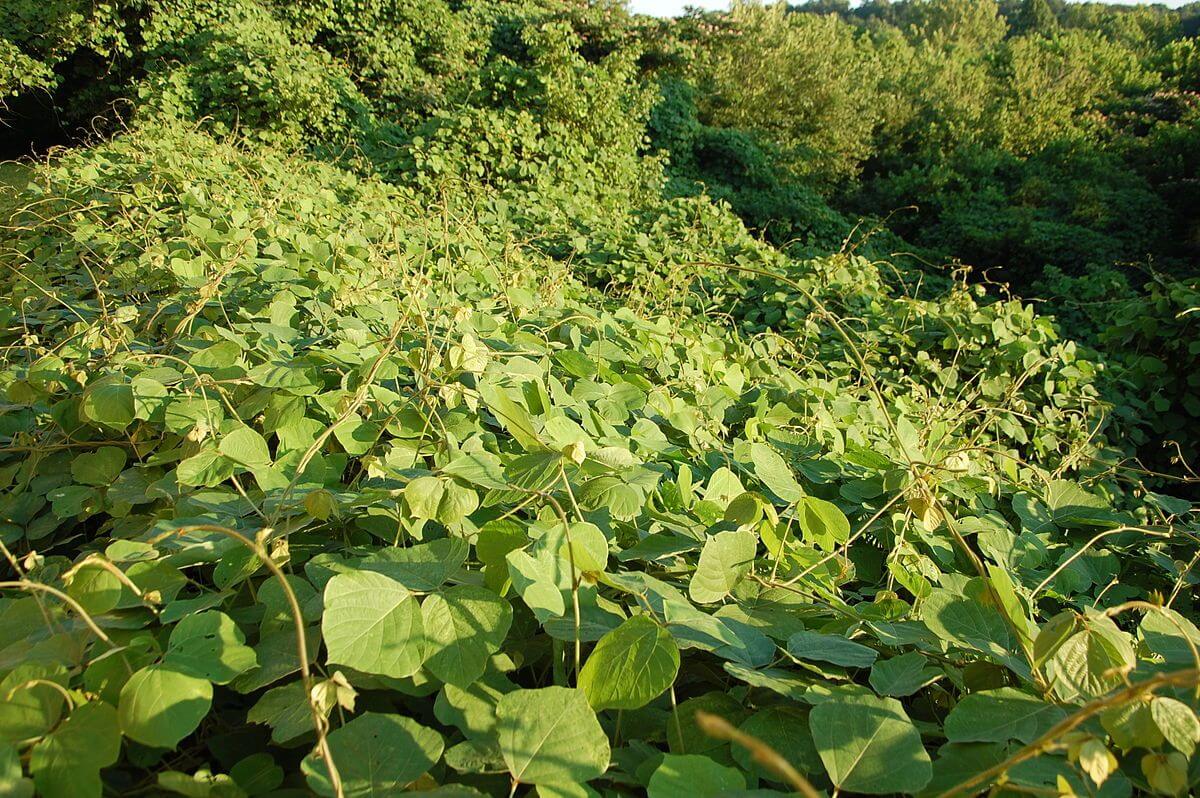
[868,652,941,697]
[787,630,878,668]
[811,693,932,794]
[689,529,757,604]
[944,688,1066,744]
[30,702,121,798]
[302,712,444,797]
[647,754,744,798]
[164,610,258,684]
[422,585,513,687]
[496,687,610,786]
[322,571,426,678]
[118,665,213,747]
[579,615,680,710]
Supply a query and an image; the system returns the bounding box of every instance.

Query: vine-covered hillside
[0,2,1198,797]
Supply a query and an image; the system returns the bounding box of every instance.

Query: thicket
[0,2,1198,798]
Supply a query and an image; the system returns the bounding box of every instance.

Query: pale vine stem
[150,524,345,798]
[936,667,1200,798]
[695,710,821,798]
[694,260,1050,690]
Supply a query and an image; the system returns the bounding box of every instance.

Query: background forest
[1,1,1199,797]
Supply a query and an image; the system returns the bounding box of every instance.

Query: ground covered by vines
[1,1,1198,797]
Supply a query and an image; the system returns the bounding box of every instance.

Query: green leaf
[175,449,236,487]
[496,687,610,786]
[118,665,213,748]
[943,688,1066,744]
[788,630,878,668]
[798,496,850,551]
[734,705,822,780]
[1033,610,1078,669]
[437,481,480,525]
[648,754,744,798]
[811,693,932,794]
[361,537,469,592]
[724,492,764,527]
[164,611,258,684]
[750,443,804,503]
[1139,608,1200,666]
[689,529,757,604]
[81,381,135,429]
[479,381,543,451]
[922,587,1025,676]
[322,571,426,678]
[0,665,67,743]
[868,652,940,697]
[70,446,127,486]
[230,752,284,795]
[0,742,33,798]
[66,563,122,615]
[1151,697,1199,756]
[579,615,680,710]
[219,426,272,468]
[247,682,314,744]
[302,712,444,797]
[30,702,121,798]
[405,476,446,520]
[1141,751,1188,797]
[1049,619,1134,701]
[422,585,513,687]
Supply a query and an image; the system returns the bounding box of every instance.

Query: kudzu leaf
[788,630,878,668]
[1049,619,1134,701]
[1139,608,1200,666]
[302,712,443,797]
[868,652,940,697]
[922,587,1025,676]
[66,563,122,615]
[724,492,764,527]
[0,742,32,798]
[579,615,680,710]
[1151,697,1199,756]
[1141,752,1188,797]
[437,481,479,525]
[811,693,932,795]
[332,418,380,456]
[798,496,849,551]
[734,705,822,779]
[230,753,283,795]
[943,688,1066,744]
[478,381,543,451]
[322,571,426,679]
[81,381,135,429]
[175,448,236,487]
[1033,610,1078,669]
[560,521,609,574]
[247,682,314,744]
[422,585,513,687]
[29,702,120,798]
[1101,700,1163,750]
[750,442,804,503]
[360,537,469,592]
[118,665,212,748]
[70,446,126,486]
[689,529,757,604]
[405,476,446,520]
[219,426,272,468]
[164,610,258,684]
[647,754,744,798]
[496,687,610,786]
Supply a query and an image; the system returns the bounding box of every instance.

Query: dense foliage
[1,1,1198,798]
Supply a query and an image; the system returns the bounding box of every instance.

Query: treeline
[2,0,1198,465]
